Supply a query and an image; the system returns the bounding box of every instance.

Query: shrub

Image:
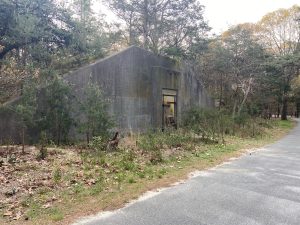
[79,82,113,144]
[137,132,163,152]
[137,132,163,164]
[183,107,223,142]
[53,168,62,184]
[234,112,250,128]
[89,136,106,151]
[37,131,48,160]
[162,130,193,147]
[36,76,73,145]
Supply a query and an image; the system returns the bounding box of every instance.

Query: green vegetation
[276,120,295,129]
[79,82,113,144]
[0,1,300,224]
[0,1,299,146]
[15,80,37,153]
[182,107,275,143]
[38,76,73,145]
[1,118,290,225]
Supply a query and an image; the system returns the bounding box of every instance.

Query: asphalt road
[74,120,300,225]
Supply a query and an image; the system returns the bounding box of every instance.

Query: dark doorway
[162,89,177,130]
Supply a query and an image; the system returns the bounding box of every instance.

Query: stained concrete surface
[74,120,300,225]
[0,46,213,144]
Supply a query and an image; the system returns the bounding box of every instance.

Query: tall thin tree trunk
[56,114,60,145]
[86,124,90,145]
[128,11,134,45]
[219,73,223,110]
[296,102,300,118]
[238,78,253,116]
[22,126,25,154]
[232,96,238,118]
[142,0,149,48]
[281,95,288,120]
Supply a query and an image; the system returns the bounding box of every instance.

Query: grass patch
[276,119,295,129]
[2,119,295,225]
[47,207,64,222]
[25,201,43,220]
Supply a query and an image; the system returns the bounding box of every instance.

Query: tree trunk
[296,102,300,118]
[22,127,25,154]
[281,96,288,120]
[142,0,149,48]
[86,131,90,145]
[238,78,253,116]
[128,11,135,45]
[219,73,223,110]
[232,98,237,118]
[55,114,60,146]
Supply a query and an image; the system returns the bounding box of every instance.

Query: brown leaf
[12,211,22,220]
[42,203,51,209]
[3,211,13,217]
[87,179,96,186]
[77,171,84,177]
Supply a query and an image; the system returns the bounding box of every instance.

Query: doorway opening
[162,89,177,130]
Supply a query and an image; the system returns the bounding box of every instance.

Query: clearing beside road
[0,119,295,225]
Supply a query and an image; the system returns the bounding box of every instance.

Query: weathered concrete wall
[66,46,213,134]
[178,63,214,124]
[0,46,213,143]
[151,66,180,129]
[66,46,180,134]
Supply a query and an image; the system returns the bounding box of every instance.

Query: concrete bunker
[65,46,213,135]
[0,46,213,143]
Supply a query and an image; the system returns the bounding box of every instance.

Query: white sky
[200,0,300,34]
[94,0,299,34]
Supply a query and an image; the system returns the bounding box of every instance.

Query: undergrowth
[1,117,294,225]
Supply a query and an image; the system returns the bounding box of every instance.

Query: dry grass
[0,119,295,225]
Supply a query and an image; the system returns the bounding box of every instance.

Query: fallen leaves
[86,179,96,186]
[3,188,17,197]
[0,142,186,223]
[0,146,82,222]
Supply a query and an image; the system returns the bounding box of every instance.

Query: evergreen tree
[15,80,37,153]
[79,82,113,144]
[38,76,73,145]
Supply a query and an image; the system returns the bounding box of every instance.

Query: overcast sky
[96,0,299,35]
[200,0,300,34]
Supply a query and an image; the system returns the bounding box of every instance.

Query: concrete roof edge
[64,45,177,77]
[64,46,136,77]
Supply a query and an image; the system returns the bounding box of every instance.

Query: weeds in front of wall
[1,116,293,225]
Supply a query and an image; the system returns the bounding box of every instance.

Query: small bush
[159,168,167,176]
[137,132,163,152]
[89,182,104,196]
[162,130,193,147]
[72,183,84,194]
[137,132,164,164]
[128,177,136,183]
[234,112,250,128]
[89,136,106,151]
[79,82,114,144]
[137,171,145,178]
[48,207,64,221]
[183,107,269,141]
[120,160,136,171]
[37,131,48,160]
[183,107,224,142]
[149,150,163,164]
[53,168,62,184]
